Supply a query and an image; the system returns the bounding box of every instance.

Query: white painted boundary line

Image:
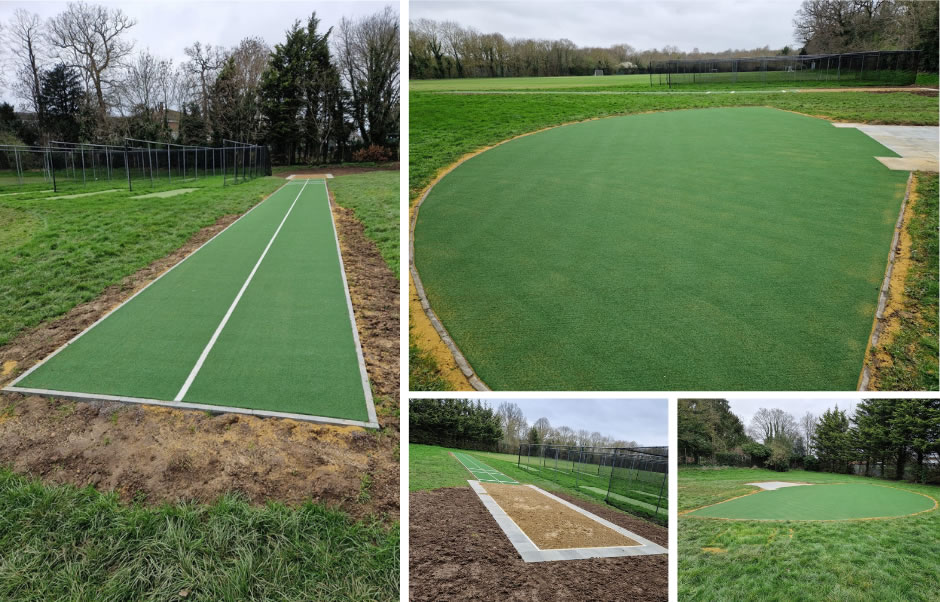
[323,179,378,428]
[468,480,668,563]
[5,181,294,390]
[174,180,309,400]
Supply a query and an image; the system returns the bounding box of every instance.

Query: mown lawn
[0,176,285,346]
[409,443,664,523]
[678,467,939,601]
[0,469,398,601]
[329,171,400,274]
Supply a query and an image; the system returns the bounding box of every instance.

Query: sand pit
[482,482,639,549]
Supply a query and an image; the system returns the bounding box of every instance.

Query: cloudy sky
[0,1,392,103]
[484,398,668,446]
[411,0,804,52]
[728,398,859,429]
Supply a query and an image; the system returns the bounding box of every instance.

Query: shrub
[352,144,393,162]
[803,455,820,471]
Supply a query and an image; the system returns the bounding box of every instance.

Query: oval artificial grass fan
[685,482,937,521]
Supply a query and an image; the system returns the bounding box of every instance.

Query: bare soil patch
[275,163,399,178]
[481,482,639,549]
[0,190,400,521]
[410,487,667,601]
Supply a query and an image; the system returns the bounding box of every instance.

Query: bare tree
[800,412,818,454]
[334,6,400,148]
[118,49,164,114]
[183,41,225,120]
[47,1,136,117]
[748,408,800,445]
[496,402,528,448]
[532,417,552,443]
[5,9,47,115]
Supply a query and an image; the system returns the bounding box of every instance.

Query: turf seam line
[323,179,377,428]
[858,171,914,391]
[174,180,310,401]
[4,181,293,391]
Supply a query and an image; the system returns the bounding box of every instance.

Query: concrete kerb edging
[858,171,914,391]
[468,480,668,563]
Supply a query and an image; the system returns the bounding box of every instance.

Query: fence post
[167,144,172,184]
[50,150,57,193]
[147,142,154,187]
[124,144,131,192]
[655,467,666,516]
[80,146,86,186]
[14,147,22,186]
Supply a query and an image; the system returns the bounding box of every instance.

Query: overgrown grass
[407,335,452,391]
[679,467,939,601]
[328,171,400,274]
[0,468,398,601]
[915,72,939,86]
[873,172,939,390]
[0,176,284,346]
[409,443,664,523]
[409,90,938,197]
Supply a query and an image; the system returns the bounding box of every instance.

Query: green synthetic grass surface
[679,468,940,601]
[688,482,936,520]
[0,469,398,601]
[413,107,908,390]
[15,181,369,421]
[452,451,518,483]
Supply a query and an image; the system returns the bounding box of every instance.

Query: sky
[0,1,393,104]
[411,0,804,52]
[483,398,668,446]
[729,398,859,430]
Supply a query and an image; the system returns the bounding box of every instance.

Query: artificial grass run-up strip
[414,107,909,390]
[687,483,936,520]
[15,181,370,422]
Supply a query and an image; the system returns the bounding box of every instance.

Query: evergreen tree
[527,426,540,445]
[813,406,851,473]
[39,64,83,142]
[178,101,208,146]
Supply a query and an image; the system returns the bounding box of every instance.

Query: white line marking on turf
[323,179,377,426]
[174,180,309,401]
[5,181,294,390]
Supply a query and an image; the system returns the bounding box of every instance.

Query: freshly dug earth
[410,487,667,601]
[0,189,399,521]
[481,482,640,549]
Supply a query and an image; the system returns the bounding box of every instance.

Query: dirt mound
[410,487,666,601]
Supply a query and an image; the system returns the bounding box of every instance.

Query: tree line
[409,399,503,451]
[410,1,937,80]
[496,401,638,452]
[679,399,940,483]
[0,2,399,164]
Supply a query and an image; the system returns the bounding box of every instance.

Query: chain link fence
[650,50,921,88]
[518,443,667,524]
[0,138,270,195]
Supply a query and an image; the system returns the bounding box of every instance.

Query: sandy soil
[0,183,400,522]
[482,482,640,549]
[410,487,667,601]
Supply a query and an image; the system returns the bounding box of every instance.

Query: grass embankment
[0,176,284,346]
[409,444,664,522]
[871,173,939,390]
[329,171,400,274]
[678,467,939,601]
[0,469,398,601]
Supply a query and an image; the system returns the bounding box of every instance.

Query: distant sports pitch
[684,482,937,521]
[413,107,909,390]
[6,179,377,428]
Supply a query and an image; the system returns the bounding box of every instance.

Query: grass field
[414,107,909,390]
[329,171,400,274]
[0,468,398,601]
[678,467,939,601]
[0,176,284,347]
[410,444,665,521]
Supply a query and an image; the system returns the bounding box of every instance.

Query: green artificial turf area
[409,444,665,523]
[0,469,398,601]
[414,107,908,390]
[11,181,372,423]
[0,176,284,347]
[329,170,400,274]
[687,482,936,520]
[678,468,940,601]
